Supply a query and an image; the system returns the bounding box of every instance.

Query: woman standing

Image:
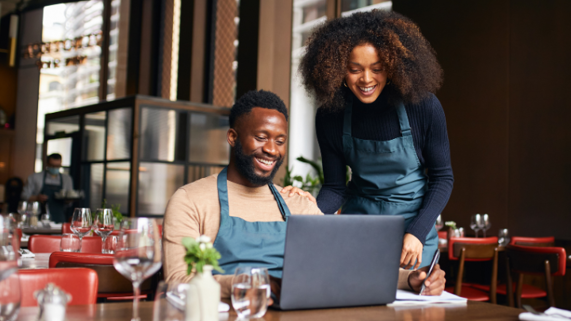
[283,10,453,269]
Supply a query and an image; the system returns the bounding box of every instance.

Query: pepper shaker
[34,283,72,321]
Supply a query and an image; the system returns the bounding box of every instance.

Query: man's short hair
[47,153,62,162]
[229,90,288,128]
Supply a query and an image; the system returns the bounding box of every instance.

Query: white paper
[519,307,571,321]
[388,290,467,306]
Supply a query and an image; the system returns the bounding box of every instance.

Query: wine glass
[470,214,482,237]
[435,214,444,231]
[93,209,114,253]
[498,228,510,246]
[231,267,271,319]
[481,214,491,237]
[114,218,162,321]
[70,208,92,248]
[17,201,28,227]
[0,216,21,321]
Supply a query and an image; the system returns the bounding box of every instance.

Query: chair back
[509,236,555,247]
[19,268,98,307]
[49,252,153,295]
[62,222,72,234]
[437,230,447,239]
[506,245,566,277]
[448,237,499,261]
[28,235,102,253]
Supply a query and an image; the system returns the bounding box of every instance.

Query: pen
[419,249,440,296]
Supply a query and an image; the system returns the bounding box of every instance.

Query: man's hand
[268,275,282,306]
[280,186,317,204]
[400,233,423,269]
[408,264,446,296]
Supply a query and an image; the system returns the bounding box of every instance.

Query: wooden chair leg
[545,260,555,307]
[506,257,514,307]
[516,274,524,308]
[455,248,466,296]
[490,248,498,304]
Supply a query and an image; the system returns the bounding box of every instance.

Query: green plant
[182,236,224,275]
[445,221,457,230]
[281,156,351,195]
[101,199,123,224]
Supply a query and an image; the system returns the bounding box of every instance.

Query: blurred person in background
[21,153,73,223]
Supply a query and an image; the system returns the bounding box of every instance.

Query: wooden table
[15,300,523,321]
[20,253,50,269]
[21,226,62,235]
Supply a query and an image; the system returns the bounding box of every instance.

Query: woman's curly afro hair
[299,10,443,110]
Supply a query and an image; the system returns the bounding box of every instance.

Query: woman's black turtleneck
[315,90,454,244]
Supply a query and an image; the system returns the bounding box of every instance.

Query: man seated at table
[163,90,445,298]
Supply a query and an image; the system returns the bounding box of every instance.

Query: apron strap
[268,183,291,221]
[396,102,412,136]
[342,95,353,136]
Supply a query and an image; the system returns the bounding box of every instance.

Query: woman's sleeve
[406,96,454,243]
[315,108,348,214]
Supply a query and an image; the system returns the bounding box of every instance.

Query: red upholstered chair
[49,252,152,300]
[28,235,102,253]
[509,236,555,247]
[444,237,499,303]
[16,228,22,240]
[19,268,98,307]
[438,231,447,239]
[62,222,72,234]
[505,245,566,308]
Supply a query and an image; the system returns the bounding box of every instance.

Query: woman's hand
[280,186,317,204]
[407,264,446,295]
[400,233,423,270]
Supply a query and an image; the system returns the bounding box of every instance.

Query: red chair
[509,236,555,247]
[49,252,153,300]
[505,245,567,308]
[62,222,72,234]
[438,231,447,239]
[19,268,98,307]
[28,235,102,253]
[445,237,499,303]
[16,228,22,240]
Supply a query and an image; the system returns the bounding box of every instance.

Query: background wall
[395,0,571,240]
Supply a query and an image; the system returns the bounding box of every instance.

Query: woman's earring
[343,81,348,87]
[386,79,391,85]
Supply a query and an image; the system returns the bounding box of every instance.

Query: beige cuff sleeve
[397,268,414,291]
[213,275,234,298]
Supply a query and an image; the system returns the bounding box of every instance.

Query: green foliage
[445,221,457,230]
[182,237,224,275]
[281,156,352,196]
[101,199,124,224]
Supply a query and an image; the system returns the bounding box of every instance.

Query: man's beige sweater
[163,174,412,298]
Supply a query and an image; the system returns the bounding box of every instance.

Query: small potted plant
[182,235,223,321]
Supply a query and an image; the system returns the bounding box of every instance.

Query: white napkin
[19,249,35,258]
[519,307,571,321]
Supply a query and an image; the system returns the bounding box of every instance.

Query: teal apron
[212,167,291,278]
[40,171,66,223]
[340,96,438,268]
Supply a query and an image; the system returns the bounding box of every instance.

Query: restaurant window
[36,0,122,172]
[288,0,392,178]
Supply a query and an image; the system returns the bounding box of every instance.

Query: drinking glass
[152,281,188,321]
[498,228,510,246]
[231,267,271,319]
[481,214,491,237]
[0,217,21,321]
[435,214,444,231]
[70,208,92,243]
[60,234,81,252]
[40,214,50,227]
[17,201,28,228]
[93,209,114,253]
[470,214,482,237]
[114,218,162,321]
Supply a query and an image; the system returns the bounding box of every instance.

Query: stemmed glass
[93,209,114,253]
[114,218,162,321]
[470,214,482,237]
[0,216,21,321]
[435,214,444,231]
[498,228,510,246]
[231,267,271,319]
[70,208,93,249]
[16,201,27,227]
[480,214,491,237]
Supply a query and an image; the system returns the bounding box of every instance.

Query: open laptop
[275,215,404,310]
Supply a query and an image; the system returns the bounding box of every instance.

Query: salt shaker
[34,283,72,321]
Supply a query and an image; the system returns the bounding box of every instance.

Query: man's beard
[234,139,284,186]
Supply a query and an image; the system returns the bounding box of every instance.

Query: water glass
[153,281,188,321]
[480,214,491,237]
[93,209,114,253]
[70,208,92,241]
[114,218,162,321]
[231,267,271,319]
[60,234,81,252]
[104,235,118,254]
[498,228,510,246]
[435,214,444,231]
[16,201,27,216]
[27,202,41,216]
